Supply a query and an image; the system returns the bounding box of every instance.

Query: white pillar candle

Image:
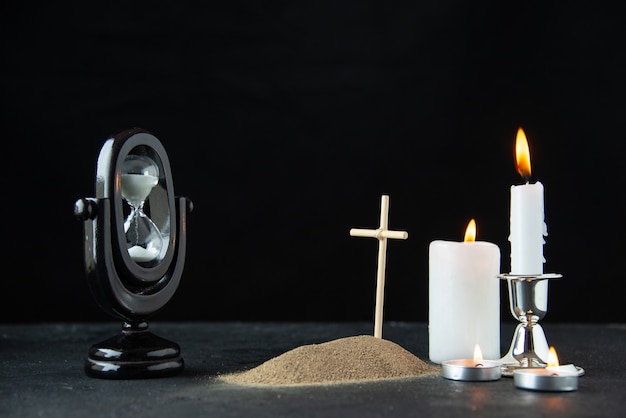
[428,220,501,364]
[509,127,547,274]
[509,182,546,274]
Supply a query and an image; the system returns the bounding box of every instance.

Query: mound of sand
[219,335,439,386]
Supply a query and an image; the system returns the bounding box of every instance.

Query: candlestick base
[498,273,565,376]
[503,363,585,377]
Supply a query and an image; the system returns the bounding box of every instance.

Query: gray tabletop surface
[1,321,624,417]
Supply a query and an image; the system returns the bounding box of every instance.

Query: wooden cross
[350,195,408,339]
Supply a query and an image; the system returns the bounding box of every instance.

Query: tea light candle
[429,219,501,364]
[513,347,579,391]
[441,344,502,381]
[509,127,547,274]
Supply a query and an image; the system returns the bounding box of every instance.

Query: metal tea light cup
[514,367,579,392]
[499,273,562,374]
[442,359,502,381]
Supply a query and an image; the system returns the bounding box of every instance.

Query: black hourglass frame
[75,128,191,379]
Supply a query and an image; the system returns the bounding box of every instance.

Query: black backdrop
[2,2,623,324]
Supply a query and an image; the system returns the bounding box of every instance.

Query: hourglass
[121,154,164,264]
[75,128,192,379]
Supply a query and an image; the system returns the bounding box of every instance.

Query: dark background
[1,2,623,324]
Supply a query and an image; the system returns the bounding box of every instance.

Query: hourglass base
[85,322,184,379]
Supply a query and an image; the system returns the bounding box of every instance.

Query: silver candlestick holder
[499,273,585,377]
[499,273,556,374]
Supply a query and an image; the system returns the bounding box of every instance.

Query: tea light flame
[515,127,532,182]
[464,219,476,243]
[473,344,484,366]
[546,346,560,369]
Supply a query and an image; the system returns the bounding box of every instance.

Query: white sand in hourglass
[121,173,162,262]
[121,174,159,206]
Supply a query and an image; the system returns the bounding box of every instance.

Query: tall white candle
[428,220,501,364]
[509,128,547,274]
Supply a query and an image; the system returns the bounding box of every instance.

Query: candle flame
[464,219,476,242]
[515,127,532,181]
[473,344,484,362]
[546,346,560,368]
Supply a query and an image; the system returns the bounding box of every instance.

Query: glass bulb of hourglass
[121,155,164,263]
